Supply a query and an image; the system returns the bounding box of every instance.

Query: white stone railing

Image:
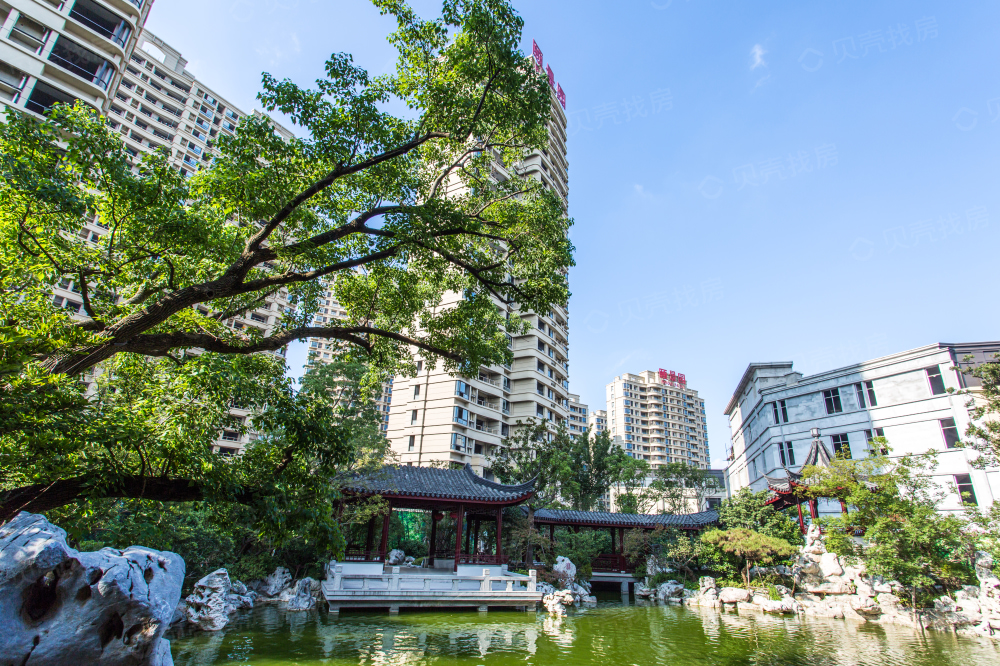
[325,566,536,594]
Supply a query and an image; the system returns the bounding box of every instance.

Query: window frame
[823,388,844,414]
[831,433,852,459]
[925,366,947,395]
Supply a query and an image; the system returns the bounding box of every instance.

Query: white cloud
[750,43,767,70]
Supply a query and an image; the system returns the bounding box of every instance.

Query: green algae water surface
[170,596,1000,666]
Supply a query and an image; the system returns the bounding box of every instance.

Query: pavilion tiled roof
[343,464,535,504]
[530,508,720,529]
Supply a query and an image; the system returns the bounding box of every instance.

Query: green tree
[717,488,802,545]
[802,451,977,608]
[0,0,572,522]
[609,454,661,514]
[488,419,573,564]
[563,428,619,511]
[701,528,797,589]
[957,354,1000,467]
[654,462,722,515]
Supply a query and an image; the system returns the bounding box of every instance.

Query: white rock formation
[387,549,406,565]
[656,580,686,602]
[183,569,233,632]
[718,587,751,604]
[0,512,183,666]
[552,556,577,589]
[542,590,575,615]
[260,567,292,598]
[285,578,318,611]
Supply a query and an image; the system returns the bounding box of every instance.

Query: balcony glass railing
[69,1,132,48]
[48,36,114,90]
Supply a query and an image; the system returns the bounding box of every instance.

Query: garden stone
[387,549,406,566]
[183,569,234,631]
[231,580,248,596]
[285,578,317,611]
[718,587,751,604]
[404,556,416,565]
[552,556,576,589]
[656,581,685,600]
[0,511,184,666]
[260,567,292,597]
[536,582,557,596]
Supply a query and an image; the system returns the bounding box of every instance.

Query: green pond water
[169,592,1000,666]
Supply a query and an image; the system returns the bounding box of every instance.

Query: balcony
[474,423,500,436]
[475,397,500,412]
[476,375,501,388]
[24,81,77,115]
[9,16,49,53]
[0,63,27,103]
[69,0,132,48]
[48,35,115,90]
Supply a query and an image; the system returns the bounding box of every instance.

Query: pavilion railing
[343,546,384,562]
[591,554,628,572]
[457,553,508,565]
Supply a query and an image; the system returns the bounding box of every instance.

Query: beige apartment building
[606,370,711,470]
[588,409,607,436]
[388,68,571,475]
[1,0,149,119]
[567,393,589,438]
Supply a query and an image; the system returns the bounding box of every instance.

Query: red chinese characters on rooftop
[658,369,687,387]
[532,39,566,109]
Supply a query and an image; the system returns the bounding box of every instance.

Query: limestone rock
[699,576,716,593]
[536,582,557,596]
[387,549,406,566]
[183,569,234,631]
[552,556,577,589]
[404,556,415,566]
[285,578,317,611]
[260,567,292,598]
[656,580,685,601]
[762,598,799,614]
[0,511,183,666]
[718,587,751,604]
[542,590,574,615]
[635,581,653,598]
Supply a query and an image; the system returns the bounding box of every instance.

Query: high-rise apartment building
[724,342,1000,516]
[605,370,711,470]
[387,43,570,475]
[588,409,607,436]
[567,394,589,438]
[0,0,150,119]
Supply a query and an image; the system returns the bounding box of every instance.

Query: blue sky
[148,0,1000,467]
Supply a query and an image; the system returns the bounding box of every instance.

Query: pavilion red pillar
[429,512,439,566]
[453,504,464,572]
[610,527,616,554]
[839,499,849,514]
[379,508,391,562]
[796,502,806,534]
[495,507,504,563]
[549,524,555,545]
[808,499,819,520]
[464,514,472,555]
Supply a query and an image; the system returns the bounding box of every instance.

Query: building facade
[388,56,571,474]
[588,409,607,436]
[1,0,151,119]
[605,370,711,470]
[567,393,589,438]
[723,342,1000,515]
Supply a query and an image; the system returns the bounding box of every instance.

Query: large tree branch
[0,475,232,524]
[242,131,449,256]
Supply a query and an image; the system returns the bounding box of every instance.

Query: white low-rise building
[724,342,999,516]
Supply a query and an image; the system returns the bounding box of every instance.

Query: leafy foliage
[717,488,802,546]
[803,451,978,596]
[653,462,722,515]
[1,0,572,522]
[701,528,797,589]
[957,353,1000,468]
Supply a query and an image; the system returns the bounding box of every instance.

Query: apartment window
[453,407,468,426]
[536,404,545,417]
[854,383,867,409]
[823,388,843,414]
[832,433,851,459]
[416,360,423,372]
[750,456,758,479]
[940,418,961,449]
[455,380,468,399]
[451,433,466,452]
[221,430,239,442]
[864,381,877,406]
[411,409,419,425]
[413,385,420,399]
[537,380,545,395]
[407,435,415,451]
[778,441,795,467]
[864,428,887,455]
[955,474,978,506]
[925,366,947,395]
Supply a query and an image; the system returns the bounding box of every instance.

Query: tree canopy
[0,0,572,524]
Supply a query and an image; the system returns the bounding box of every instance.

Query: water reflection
[170,597,1000,666]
